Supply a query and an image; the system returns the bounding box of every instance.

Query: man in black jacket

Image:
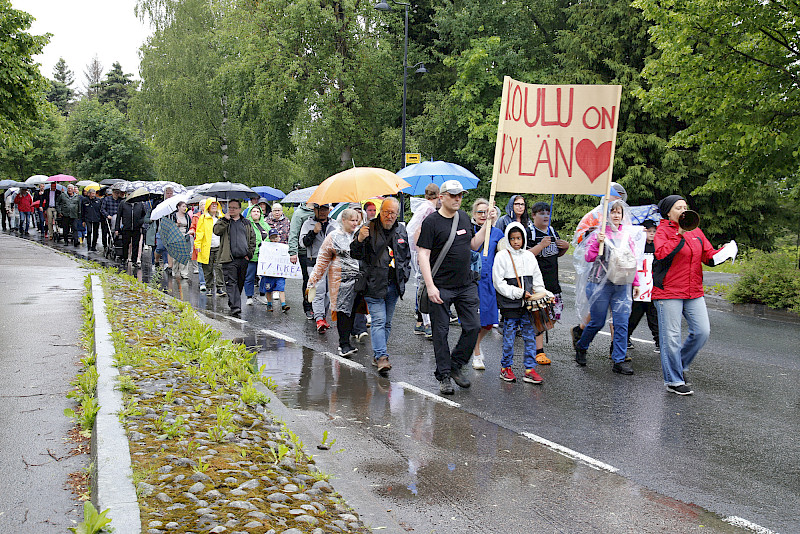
[350,197,410,374]
[115,198,147,266]
[81,188,103,251]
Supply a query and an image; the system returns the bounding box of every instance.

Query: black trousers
[336,294,365,347]
[121,229,141,263]
[101,219,111,248]
[62,216,76,244]
[222,257,248,313]
[628,300,659,342]
[428,283,481,380]
[85,221,100,249]
[299,253,312,312]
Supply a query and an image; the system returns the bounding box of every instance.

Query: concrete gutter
[91,274,141,533]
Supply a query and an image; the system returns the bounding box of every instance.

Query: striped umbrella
[157,218,192,264]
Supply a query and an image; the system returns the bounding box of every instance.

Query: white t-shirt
[210,216,220,248]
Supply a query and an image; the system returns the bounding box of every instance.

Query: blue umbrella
[251,186,285,201]
[396,160,480,195]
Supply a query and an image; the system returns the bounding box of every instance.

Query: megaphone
[679,210,700,231]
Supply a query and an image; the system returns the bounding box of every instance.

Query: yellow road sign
[405,153,421,164]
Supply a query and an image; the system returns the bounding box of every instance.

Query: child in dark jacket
[492,222,550,384]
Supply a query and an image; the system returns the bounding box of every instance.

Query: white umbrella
[150,193,190,221]
[26,175,49,185]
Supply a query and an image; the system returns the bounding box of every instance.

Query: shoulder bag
[417,212,459,314]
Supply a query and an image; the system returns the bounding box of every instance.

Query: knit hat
[657,195,685,218]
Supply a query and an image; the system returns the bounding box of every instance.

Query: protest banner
[635,253,654,302]
[257,241,303,279]
[485,77,622,253]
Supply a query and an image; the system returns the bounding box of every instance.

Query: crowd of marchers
[3,179,734,397]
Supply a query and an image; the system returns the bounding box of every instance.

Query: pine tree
[47,57,75,115]
[97,62,137,114]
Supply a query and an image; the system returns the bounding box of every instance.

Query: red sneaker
[523,368,543,384]
[500,367,517,382]
[316,319,329,334]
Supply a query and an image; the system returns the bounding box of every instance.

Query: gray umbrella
[204,181,256,200]
[281,186,318,204]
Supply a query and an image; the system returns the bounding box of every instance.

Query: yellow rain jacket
[195,198,224,265]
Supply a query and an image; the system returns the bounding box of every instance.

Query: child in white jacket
[492,222,550,384]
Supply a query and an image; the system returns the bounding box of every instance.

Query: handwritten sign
[635,253,654,302]
[490,78,622,195]
[257,242,303,279]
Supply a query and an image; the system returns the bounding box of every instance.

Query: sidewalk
[0,234,89,533]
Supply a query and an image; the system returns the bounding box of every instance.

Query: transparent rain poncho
[573,201,645,323]
[307,227,361,319]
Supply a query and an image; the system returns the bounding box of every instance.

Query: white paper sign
[635,253,654,302]
[257,242,303,279]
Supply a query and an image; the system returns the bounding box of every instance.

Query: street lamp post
[375,0,426,219]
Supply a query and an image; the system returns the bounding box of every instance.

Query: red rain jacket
[652,219,719,300]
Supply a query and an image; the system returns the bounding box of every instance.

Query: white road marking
[322,351,365,369]
[521,432,618,473]
[261,329,296,343]
[723,516,778,534]
[597,331,654,344]
[397,381,461,408]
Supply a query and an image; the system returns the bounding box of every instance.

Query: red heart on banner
[576,139,612,183]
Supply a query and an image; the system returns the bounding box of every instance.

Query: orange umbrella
[306,167,411,206]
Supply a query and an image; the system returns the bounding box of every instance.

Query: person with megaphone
[652,195,737,395]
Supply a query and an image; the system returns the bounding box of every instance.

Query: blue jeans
[244,261,261,298]
[19,211,32,233]
[501,314,537,369]
[577,282,632,363]
[364,282,400,360]
[654,297,710,386]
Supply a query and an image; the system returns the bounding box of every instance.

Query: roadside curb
[90,274,141,534]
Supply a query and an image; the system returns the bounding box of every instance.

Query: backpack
[605,239,637,285]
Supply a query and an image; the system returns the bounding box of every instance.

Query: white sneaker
[472,354,485,370]
[246,297,254,306]
[255,295,268,304]
[199,284,207,292]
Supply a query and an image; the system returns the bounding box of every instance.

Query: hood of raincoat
[505,195,525,219]
[202,197,223,217]
[246,208,270,232]
[504,221,528,255]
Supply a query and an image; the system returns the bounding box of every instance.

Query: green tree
[131,0,227,184]
[0,0,50,150]
[634,0,799,244]
[65,99,153,181]
[97,62,137,114]
[83,55,103,100]
[0,102,65,180]
[47,57,76,116]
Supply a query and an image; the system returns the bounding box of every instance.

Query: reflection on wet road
[39,235,798,533]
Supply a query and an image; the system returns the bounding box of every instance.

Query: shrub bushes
[728,250,800,313]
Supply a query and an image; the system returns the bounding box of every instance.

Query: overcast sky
[12,0,153,87]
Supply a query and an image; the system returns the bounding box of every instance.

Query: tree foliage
[0,0,50,150]
[0,101,65,180]
[47,57,76,116]
[97,62,137,114]
[64,99,154,182]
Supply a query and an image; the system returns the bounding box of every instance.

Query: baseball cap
[440,180,465,195]
[268,229,279,237]
[312,202,330,209]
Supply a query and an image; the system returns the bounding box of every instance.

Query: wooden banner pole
[484,76,511,256]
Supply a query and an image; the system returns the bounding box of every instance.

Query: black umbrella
[204,181,256,200]
[125,187,154,202]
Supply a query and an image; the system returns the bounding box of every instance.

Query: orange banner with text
[490,77,622,196]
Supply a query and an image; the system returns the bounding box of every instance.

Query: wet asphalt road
[36,233,800,533]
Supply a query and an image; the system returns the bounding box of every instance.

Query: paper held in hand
[712,240,738,266]
[256,242,303,279]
